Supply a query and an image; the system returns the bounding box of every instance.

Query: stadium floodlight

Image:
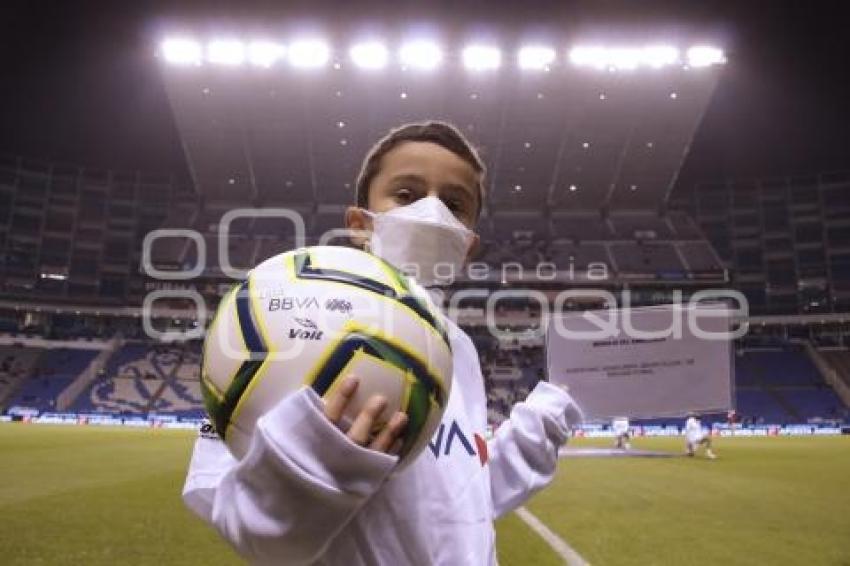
[687,45,726,67]
[518,45,556,70]
[570,45,690,70]
[349,41,389,70]
[248,41,286,67]
[207,40,246,65]
[399,40,443,70]
[161,38,202,65]
[641,45,680,68]
[607,48,641,70]
[568,46,608,69]
[462,45,501,71]
[40,272,67,281]
[288,39,330,68]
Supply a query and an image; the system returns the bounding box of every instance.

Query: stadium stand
[819,350,850,388]
[70,343,158,414]
[156,379,204,417]
[1,317,847,426]
[491,211,549,241]
[609,212,675,240]
[0,345,44,408]
[735,389,791,424]
[1,154,848,428]
[609,242,685,274]
[66,341,205,416]
[546,241,610,270]
[677,241,725,272]
[550,212,614,241]
[667,211,704,240]
[1,153,736,305]
[728,345,846,424]
[738,349,823,387]
[9,348,98,411]
[673,172,850,314]
[154,341,204,417]
[781,388,845,421]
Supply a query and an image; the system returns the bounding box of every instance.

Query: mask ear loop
[353,228,373,251]
[359,209,376,254]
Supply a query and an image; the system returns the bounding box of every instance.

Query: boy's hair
[355,121,486,218]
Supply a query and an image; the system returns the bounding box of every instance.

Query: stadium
[1,2,848,565]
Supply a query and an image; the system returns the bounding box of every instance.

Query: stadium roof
[160,38,722,212]
[1,2,848,187]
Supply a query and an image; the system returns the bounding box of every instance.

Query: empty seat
[679,242,724,271]
[609,243,684,273]
[609,213,674,239]
[668,212,704,239]
[547,242,610,269]
[551,214,613,241]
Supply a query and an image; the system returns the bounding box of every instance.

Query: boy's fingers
[324,375,359,425]
[325,382,406,454]
[369,411,408,453]
[347,395,388,446]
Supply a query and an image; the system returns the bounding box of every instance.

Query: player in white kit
[684,413,717,459]
[612,416,631,450]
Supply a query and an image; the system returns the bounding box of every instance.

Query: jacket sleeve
[487,380,583,518]
[182,387,397,565]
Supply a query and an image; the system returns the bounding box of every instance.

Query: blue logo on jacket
[428,419,489,466]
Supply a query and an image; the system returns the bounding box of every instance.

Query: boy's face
[345,141,482,237]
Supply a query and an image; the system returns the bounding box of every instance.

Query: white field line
[515,506,590,566]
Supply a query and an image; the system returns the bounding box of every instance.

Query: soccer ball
[200,245,453,468]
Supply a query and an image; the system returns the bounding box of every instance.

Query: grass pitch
[0,424,848,565]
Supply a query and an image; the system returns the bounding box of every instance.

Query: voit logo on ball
[289,318,324,340]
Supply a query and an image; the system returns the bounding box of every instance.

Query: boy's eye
[443,198,472,223]
[395,188,414,204]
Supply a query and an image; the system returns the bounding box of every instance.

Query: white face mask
[365,196,475,287]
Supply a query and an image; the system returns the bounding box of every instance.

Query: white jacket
[182,322,582,565]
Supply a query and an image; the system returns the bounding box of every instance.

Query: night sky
[0,0,847,189]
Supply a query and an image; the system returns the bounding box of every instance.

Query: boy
[182,121,583,565]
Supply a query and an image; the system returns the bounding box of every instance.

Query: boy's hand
[323,375,408,454]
